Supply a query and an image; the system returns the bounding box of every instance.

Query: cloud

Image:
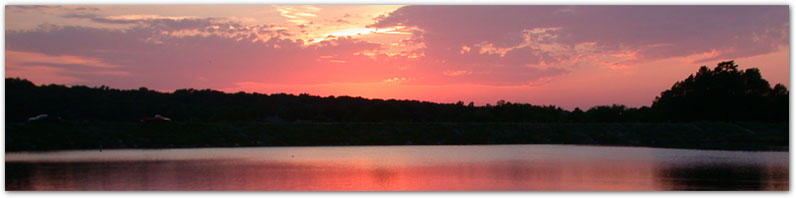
[371,5,788,68]
[275,5,322,25]
[6,15,401,90]
[5,50,130,85]
[8,5,100,13]
[443,70,471,77]
[8,5,63,10]
[61,13,199,25]
[6,50,121,68]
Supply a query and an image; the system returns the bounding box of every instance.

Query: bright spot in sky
[309,26,409,43]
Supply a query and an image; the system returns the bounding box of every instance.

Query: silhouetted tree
[586,105,627,122]
[651,61,788,122]
[569,107,586,122]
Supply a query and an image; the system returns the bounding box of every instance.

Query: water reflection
[5,145,789,191]
[656,163,789,190]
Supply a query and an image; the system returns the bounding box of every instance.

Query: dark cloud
[335,19,350,24]
[9,5,62,10]
[8,5,99,13]
[73,7,100,11]
[59,13,227,29]
[20,62,112,69]
[60,13,138,24]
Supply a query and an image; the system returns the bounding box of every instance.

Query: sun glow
[308,26,409,44]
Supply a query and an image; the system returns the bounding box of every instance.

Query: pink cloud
[6,16,404,89]
[371,5,788,75]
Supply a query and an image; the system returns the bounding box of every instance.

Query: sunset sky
[4,5,790,109]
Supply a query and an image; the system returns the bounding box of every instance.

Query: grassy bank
[4,122,788,152]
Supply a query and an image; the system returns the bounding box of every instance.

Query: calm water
[5,145,789,191]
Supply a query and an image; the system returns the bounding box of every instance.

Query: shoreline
[5,122,789,152]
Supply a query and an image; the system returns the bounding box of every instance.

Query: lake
[4,144,789,191]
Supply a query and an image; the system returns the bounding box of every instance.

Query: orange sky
[4,5,790,109]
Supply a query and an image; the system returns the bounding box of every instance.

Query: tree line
[5,61,788,123]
